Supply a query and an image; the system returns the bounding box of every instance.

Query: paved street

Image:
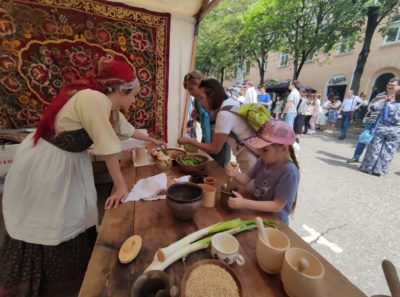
[290,129,400,297]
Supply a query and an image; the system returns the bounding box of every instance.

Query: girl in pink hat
[225,120,300,224]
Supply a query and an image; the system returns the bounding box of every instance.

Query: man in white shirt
[282,80,301,129]
[338,90,363,139]
[244,81,258,104]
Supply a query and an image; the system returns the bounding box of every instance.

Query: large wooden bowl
[176,154,208,175]
[180,259,243,297]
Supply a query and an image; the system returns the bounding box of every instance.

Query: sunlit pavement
[290,129,400,296]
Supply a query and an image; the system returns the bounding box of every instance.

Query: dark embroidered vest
[44,129,93,152]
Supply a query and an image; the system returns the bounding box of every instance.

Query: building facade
[245,17,400,99]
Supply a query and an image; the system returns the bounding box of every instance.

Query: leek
[156,218,242,261]
[145,223,256,272]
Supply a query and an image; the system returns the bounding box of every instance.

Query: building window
[279,52,288,67]
[384,16,400,44]
[336,38,354,54]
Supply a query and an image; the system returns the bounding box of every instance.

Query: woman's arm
[104,153,128,209]
[132,130,167,147]
[228,191,286,213]
[178,133,228,155]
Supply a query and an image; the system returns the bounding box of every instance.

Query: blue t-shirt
[259,93,271,104]
[248,160,300,224]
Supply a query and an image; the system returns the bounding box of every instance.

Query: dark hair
[389,77,400,85]
[199,79,228,110]
[395,89,400,103]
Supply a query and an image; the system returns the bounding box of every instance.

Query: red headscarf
[33,57,137,145]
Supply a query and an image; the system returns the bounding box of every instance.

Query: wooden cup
[200,183,216,208]
[203,176,217,187]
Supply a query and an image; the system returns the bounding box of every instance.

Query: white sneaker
[325,129,332,133]
[308,130,316,134]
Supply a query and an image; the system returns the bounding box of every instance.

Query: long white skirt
[3,134,98,245]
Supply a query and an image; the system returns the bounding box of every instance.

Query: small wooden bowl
[180,259,243,297]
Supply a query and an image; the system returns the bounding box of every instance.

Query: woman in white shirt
[178,79,257,173]
[0,57,165,296]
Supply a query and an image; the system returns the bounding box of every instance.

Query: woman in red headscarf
[0,57,165,297]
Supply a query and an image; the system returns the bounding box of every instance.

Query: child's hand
[228,191,247,209]
[225,162,239,177]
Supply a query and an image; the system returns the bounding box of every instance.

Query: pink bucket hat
[245,120,296,149]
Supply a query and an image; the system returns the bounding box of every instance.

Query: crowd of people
[187,74,400,178]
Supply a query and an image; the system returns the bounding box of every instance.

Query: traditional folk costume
[0,58,138,297]
[360,100,400,176]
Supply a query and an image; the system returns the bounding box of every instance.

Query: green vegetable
[179,156,205,166]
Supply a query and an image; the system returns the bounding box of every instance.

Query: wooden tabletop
[79,160,367,297]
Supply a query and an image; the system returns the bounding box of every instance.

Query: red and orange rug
[0,0,170,141]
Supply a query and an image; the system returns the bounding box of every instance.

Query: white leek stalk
[145,223,256,272]
[156,218,242,262]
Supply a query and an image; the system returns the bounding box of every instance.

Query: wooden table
[79,161,367,297]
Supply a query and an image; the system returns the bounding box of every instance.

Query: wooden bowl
[180,259,243,297]
[176,154,208,175]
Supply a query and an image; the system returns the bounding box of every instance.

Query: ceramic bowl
[176,154,208,175]
[131,270,171,297]
[166,183,203,220]
[281,247,325,297]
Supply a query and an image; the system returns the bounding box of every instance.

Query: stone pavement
[290,128,400,297]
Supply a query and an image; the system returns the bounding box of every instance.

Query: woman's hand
[151,138,167,148]
[177,137,193,145]
[228,191,247,209]
[225,163,239,177]
[105,186,128,209]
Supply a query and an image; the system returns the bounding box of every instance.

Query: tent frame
[180,0,220,137]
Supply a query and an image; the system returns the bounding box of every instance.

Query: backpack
[221,103,271,132]
[221,103,272,157]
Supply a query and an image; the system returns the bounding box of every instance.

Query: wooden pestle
[227,161,238,192]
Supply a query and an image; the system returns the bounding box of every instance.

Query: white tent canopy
[107,0,217,145]
[110,0,204,17]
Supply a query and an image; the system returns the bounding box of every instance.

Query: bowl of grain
[180,259,243,297]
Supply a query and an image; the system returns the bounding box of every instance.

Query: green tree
[350,0,400,94]
[240,2,279,86]
[260,0,361,80]
[196,0,255,83]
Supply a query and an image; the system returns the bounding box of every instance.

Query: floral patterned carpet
[0,0,170,141]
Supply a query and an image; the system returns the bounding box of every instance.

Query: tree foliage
[350,0,400,94]
[196,0,255,82]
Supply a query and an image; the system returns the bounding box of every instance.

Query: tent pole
[180,0,221,138]
[199,0,221,20]
[180,18,201,137]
